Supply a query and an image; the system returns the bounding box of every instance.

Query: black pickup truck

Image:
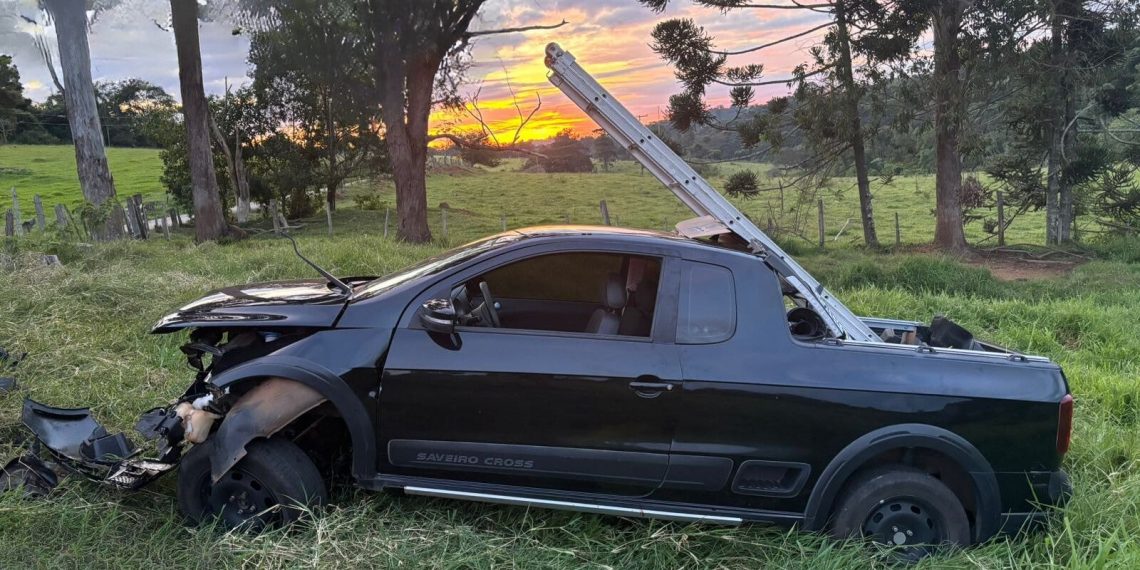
[9,226,1072,557]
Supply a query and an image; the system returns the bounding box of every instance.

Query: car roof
[505,225,752,259]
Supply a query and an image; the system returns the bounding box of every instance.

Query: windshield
[352,233,523,300]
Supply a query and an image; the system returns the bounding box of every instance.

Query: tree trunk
[234,130,251,224]
[325,91,338,213]
[47,0,123,241]
[834,3,879,248]
[381,60,436,243]
[171,0,228,242]
[1055,0,1077,243]
[208,113,248,223]
[931,0,971,252]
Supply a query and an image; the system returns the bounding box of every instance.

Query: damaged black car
[7,224,1072,556]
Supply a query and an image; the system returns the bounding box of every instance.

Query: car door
[378,245,683,498]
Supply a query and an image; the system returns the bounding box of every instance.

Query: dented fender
[208,355,379,481]
[208,378,325,482]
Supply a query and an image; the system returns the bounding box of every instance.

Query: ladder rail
[544,43,880,343]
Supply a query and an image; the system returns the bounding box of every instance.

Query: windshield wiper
[280,232,352,295]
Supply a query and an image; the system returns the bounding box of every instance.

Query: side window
[677,262,735,344]
[468,252,663,337]
[483,253,623,302]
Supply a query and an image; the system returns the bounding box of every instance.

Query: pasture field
[1,152,1139,568]
[0,145,166,214]
[365,159,1052,248]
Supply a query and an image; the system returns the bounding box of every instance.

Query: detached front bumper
[2,399,184,493]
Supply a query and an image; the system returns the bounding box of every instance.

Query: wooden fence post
[160,215,171,239]
[326,206,334,236]
[10,188,21,236]
[599,200,611,225]
[996,190,1005,247]
[500,213,506,231]
[441,207,449,240]
[33,195,45,231]
[383,207,390,238]
[894,212,901,247]
[54,204,68,228]
[169,208,180,228]
[817,199,825,249]
[270,199,280,234]
[4,209,13,237]
[132,194,148,239]
[778,180,784,213]
[125,199,141,238]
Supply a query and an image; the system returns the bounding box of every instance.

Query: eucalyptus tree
[40,0,123,240]
[170,0,228,242]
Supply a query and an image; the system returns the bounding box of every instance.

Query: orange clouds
[429,0,832,143]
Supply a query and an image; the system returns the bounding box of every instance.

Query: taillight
[1057,394,1074,455]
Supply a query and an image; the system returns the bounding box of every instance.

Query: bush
[355,192,386,211]
[724,170,760,197]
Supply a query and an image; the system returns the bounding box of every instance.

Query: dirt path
[967,248,1087,281]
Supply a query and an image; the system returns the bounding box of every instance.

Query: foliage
[724,170,760,197]
[248,0,386,210]
[1091,164,1140,233]
[523,130,593,173]
[94,79,177,148]
[591,134,626,171]
[0,54,39,144]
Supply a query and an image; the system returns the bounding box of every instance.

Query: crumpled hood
[151,279,349,333]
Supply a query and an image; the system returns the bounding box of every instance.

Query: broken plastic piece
[20,398,177,490]
[0,454,58,497]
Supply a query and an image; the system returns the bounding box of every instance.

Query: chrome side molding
[403,486,743,525]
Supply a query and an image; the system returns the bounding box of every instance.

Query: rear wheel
[830,465,971,561]
[177,437,327,530]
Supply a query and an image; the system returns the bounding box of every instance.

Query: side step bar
[403,486,743,525]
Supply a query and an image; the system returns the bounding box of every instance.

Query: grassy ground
[355,159,1050,248]
[2,157,1139,568]
[0,145,166,215]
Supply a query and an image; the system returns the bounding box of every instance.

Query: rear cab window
[676,261,736,344]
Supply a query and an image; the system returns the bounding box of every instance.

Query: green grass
[347,159,1051,249]
[0,145,166,216]
[1,156,1138,568]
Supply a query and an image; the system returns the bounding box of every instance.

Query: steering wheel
[477,281,502,328]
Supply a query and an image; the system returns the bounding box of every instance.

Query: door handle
[629,377,675,399]
[629,381,674,391]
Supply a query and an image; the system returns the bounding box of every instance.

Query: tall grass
[1,172,1139,567]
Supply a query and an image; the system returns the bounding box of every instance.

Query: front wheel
[177,437,327,530]
[830,465,971,561]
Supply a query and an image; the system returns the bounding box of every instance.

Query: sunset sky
[0,0,832,142]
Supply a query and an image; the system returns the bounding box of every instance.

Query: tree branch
[712,63,833,87]
[713,22,832,56]
[464,20,568,39]
[702,1,832,9]
[426,134,547,158]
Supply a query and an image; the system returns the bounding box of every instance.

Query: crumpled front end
[4,327,327,497]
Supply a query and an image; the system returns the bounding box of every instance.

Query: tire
[177,437,327,530]
[829,465,971,561]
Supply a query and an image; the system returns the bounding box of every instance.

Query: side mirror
[419,298,457,334]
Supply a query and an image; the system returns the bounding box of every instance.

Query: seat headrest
[601,273,627,310]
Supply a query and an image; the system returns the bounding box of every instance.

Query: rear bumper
[998,469,1071,535]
